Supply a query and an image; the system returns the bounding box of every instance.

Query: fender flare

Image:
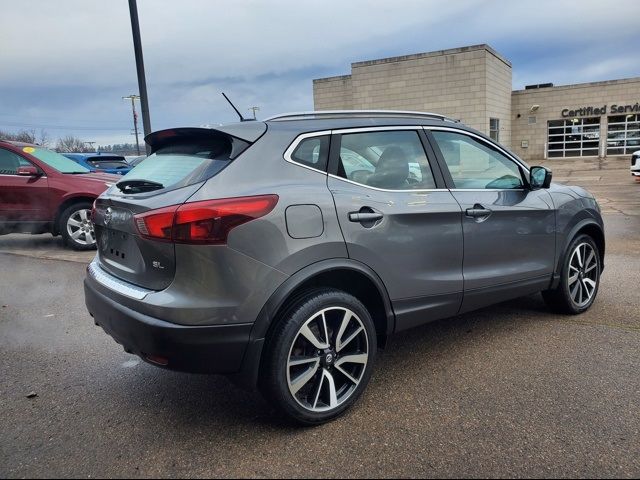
[251,257,395,340]
[551,217,605,289]
[230,258,395,390]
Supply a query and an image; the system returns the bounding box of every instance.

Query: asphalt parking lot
[1,160,639,478]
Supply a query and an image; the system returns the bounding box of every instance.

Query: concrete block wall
[313,75,353,110]
[512,78,640,162]
[485,51,512,147]
[313,45,512,145]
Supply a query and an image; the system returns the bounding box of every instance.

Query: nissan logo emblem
[104,207,113,225]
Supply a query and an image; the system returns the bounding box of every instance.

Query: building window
[489,118,500,142]
[607,114,640,155]
[547,118,600,158]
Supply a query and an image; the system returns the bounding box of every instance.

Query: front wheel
[260,288,377,425]
[60,202,97,251]
[543,234,601,314]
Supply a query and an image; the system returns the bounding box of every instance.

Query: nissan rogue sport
[85,111,605,424]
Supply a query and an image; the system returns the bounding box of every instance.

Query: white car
[632,150,640,177]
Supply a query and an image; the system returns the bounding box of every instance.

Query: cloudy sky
[1,0,639,145]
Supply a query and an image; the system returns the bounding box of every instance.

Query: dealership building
[313,44,640,162]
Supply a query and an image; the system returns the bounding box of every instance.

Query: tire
[542,234,601,314]
[59,202,97,251]
[260,288,377,425]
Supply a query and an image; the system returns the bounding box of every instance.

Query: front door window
[430,130,524,189]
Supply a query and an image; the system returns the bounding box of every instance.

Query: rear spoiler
[145,123,267,155]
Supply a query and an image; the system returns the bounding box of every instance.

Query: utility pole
[248,106,260,120]
[123,95,141,155]
[128,0,151,154]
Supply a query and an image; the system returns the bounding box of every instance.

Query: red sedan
[0,141,120,250]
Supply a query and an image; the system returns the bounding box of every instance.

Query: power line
[0,121,128,131]
[0,114,129,125]
[123,94,142,155]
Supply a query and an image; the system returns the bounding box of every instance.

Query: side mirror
[16,165,40,177]
[529,166,552,190]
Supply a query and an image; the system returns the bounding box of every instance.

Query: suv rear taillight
[134,195,279,245]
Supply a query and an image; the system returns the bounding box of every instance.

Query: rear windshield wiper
[116,179,164,193]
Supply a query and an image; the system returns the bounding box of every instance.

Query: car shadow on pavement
[97,293,553,432]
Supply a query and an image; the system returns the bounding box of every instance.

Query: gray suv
[85,111,605,424]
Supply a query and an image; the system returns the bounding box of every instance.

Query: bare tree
[38,129,51,148]
[12,129,37,143]
[55,135,92,153]
[0,129,39,143]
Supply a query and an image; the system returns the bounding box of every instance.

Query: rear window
[88,158,129,169]
[118,134,249,193]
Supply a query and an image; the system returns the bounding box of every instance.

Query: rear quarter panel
[185,126,349,275]
[167,127,348,327]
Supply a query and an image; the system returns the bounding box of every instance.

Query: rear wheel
[260,288,377,425]
[60,202,97,251]
[543,234,601,314]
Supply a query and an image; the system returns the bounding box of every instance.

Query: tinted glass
[0,148,25,175]
[28,147,90,173]
[121,136,239,191]
[432,130,524,189]
[337,130,436,190]
[290,135,329,171]
[88,159,130,169]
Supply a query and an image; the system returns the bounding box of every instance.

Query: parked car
[631,150,640,177]
[0,141,119,250]
[85,111,605,424]
[62,152,132,175]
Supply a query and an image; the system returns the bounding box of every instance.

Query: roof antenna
[222,92,253,122]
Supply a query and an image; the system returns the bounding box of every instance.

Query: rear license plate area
[101,228,132,261]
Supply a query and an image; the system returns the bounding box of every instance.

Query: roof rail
[264,110,459,123]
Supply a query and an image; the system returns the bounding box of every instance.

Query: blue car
[62,153,132,176]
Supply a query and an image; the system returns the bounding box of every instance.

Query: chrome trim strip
[423,126,531,174]
[283,130,332,175]
[0,173,47,178]
[284,125,529,194]
[285,126,445,191]
[328,173,442,193]
[448,188,527,192]
[88,259,152,300]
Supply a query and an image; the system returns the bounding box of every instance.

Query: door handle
[349,212,384,223]
[465,205,492,218]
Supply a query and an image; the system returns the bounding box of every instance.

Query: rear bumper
[84,279,252,374]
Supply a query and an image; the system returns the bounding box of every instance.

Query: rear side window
[290,135,329,171]
[120,134,249,193]
[336,130,436,190]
